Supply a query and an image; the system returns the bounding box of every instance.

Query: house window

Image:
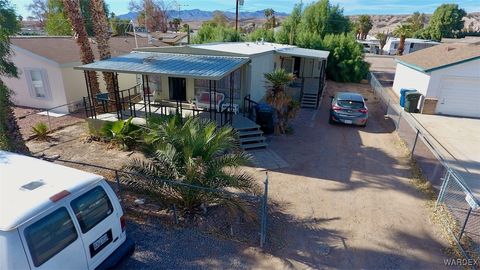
[26,69,51,99]
[194,68,241,100]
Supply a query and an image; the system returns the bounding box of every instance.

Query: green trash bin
[404,92,422,113]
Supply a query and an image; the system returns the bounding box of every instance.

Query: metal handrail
[243,94,258,118]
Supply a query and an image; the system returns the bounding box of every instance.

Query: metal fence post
[396,111,403,131]
[115,170,121,199]
[436,170,451,207]
[411,129,420,157]
[46,110,52,131]
[459,207,472,241]
[260,171,269,248]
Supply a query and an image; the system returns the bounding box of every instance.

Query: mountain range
[117,9,288,21]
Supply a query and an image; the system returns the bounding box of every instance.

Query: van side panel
[0,230,31,270]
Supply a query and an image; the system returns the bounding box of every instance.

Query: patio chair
[195,92,225,111]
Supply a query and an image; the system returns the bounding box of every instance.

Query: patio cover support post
[230,73,234,125]
[145,75,152,117]
[113,72,122,120]
[209,80,212,120]
[84,70,97,119]
[142,75,148,118]
[214,81,217,122]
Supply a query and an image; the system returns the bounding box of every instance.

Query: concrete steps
[237,125,267,150]
[301,93,319,109]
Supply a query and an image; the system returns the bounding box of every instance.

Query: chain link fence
[15,100,86,140]
[368,72,480,266]
[42,157,270,248]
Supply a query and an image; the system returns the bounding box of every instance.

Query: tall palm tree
[0,0,29,154]
[126,116,257,211]
[264,8,275,29]
[393,24,412,55]
[89,0,115,96]
[63,0,100,97]
[264,69,298,134]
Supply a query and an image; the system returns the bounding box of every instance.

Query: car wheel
[329,117,335,125]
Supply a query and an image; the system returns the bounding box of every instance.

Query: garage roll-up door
[436,77,480,118]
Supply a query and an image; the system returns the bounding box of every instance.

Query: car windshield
[338,100,364,109]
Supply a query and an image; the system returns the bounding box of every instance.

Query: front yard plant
[100,117,140,150]
[31,122,49,140]
[264,69,300,134]
[125,116,258,214]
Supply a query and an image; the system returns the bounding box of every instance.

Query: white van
[0,151,134,270]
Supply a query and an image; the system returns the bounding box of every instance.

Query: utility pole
[235,0,239,31]
[235,0,244,32]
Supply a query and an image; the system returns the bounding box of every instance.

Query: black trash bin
[404,92,422,113]
[255,103,275,134]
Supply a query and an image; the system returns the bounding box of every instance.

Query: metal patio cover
[75,51,250,80]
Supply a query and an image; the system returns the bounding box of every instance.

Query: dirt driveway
[258,81,450,269]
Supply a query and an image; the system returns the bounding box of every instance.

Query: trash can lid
[256,103,274,112]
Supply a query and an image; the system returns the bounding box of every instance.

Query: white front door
[436,77,480,118]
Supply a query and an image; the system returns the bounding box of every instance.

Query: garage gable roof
[396,43,480,73]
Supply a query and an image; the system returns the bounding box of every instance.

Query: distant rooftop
[10,36,168,65]
[388,38,440,44]
[396,42,480,72]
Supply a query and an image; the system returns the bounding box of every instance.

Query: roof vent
[21,180,45,191]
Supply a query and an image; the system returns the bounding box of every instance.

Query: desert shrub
[31,122,49,140]
[125,115,258,212]
[100,117,140,150]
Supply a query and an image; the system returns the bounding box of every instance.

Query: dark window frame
[70,186,114,234]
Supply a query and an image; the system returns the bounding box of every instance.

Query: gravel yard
[14,106,85,140]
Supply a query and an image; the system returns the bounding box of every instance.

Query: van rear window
[71,186,113,233]
[24,207,78,267]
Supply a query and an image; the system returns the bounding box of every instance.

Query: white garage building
[392,42,480,118]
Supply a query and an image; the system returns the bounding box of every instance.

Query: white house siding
[392,63,431,97]
[249,52,275,102]
[427,59,480,97]
[3,47,69,112]
[428,59,480,117]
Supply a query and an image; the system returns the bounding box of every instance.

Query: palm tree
[375,32,388,55]
[172,18,182,32]
[0,0,29,154]
[264,8,275,29]
[63,0,100,97]
[264,69,299,134]
[89,0,115,97]
[125,116,257,211]
[393,24,412,55]
[407,11,427,33]
[356,15,373,40]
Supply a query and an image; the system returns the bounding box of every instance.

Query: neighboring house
[392,42,480,118]
[134,42,329,108]
[152,32,189,46]
[383,38,439,55]
[3,36,166,113]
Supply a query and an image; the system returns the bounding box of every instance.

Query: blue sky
[13,0,479,18]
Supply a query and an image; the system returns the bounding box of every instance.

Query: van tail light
[49,190,70,202]
[120,215,126,232]
[359,108,368,114]
[332,105,342,111]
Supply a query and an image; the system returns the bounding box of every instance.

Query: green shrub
[31,122,49,140]
[100,117,140,150]
[125,115,258,211]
